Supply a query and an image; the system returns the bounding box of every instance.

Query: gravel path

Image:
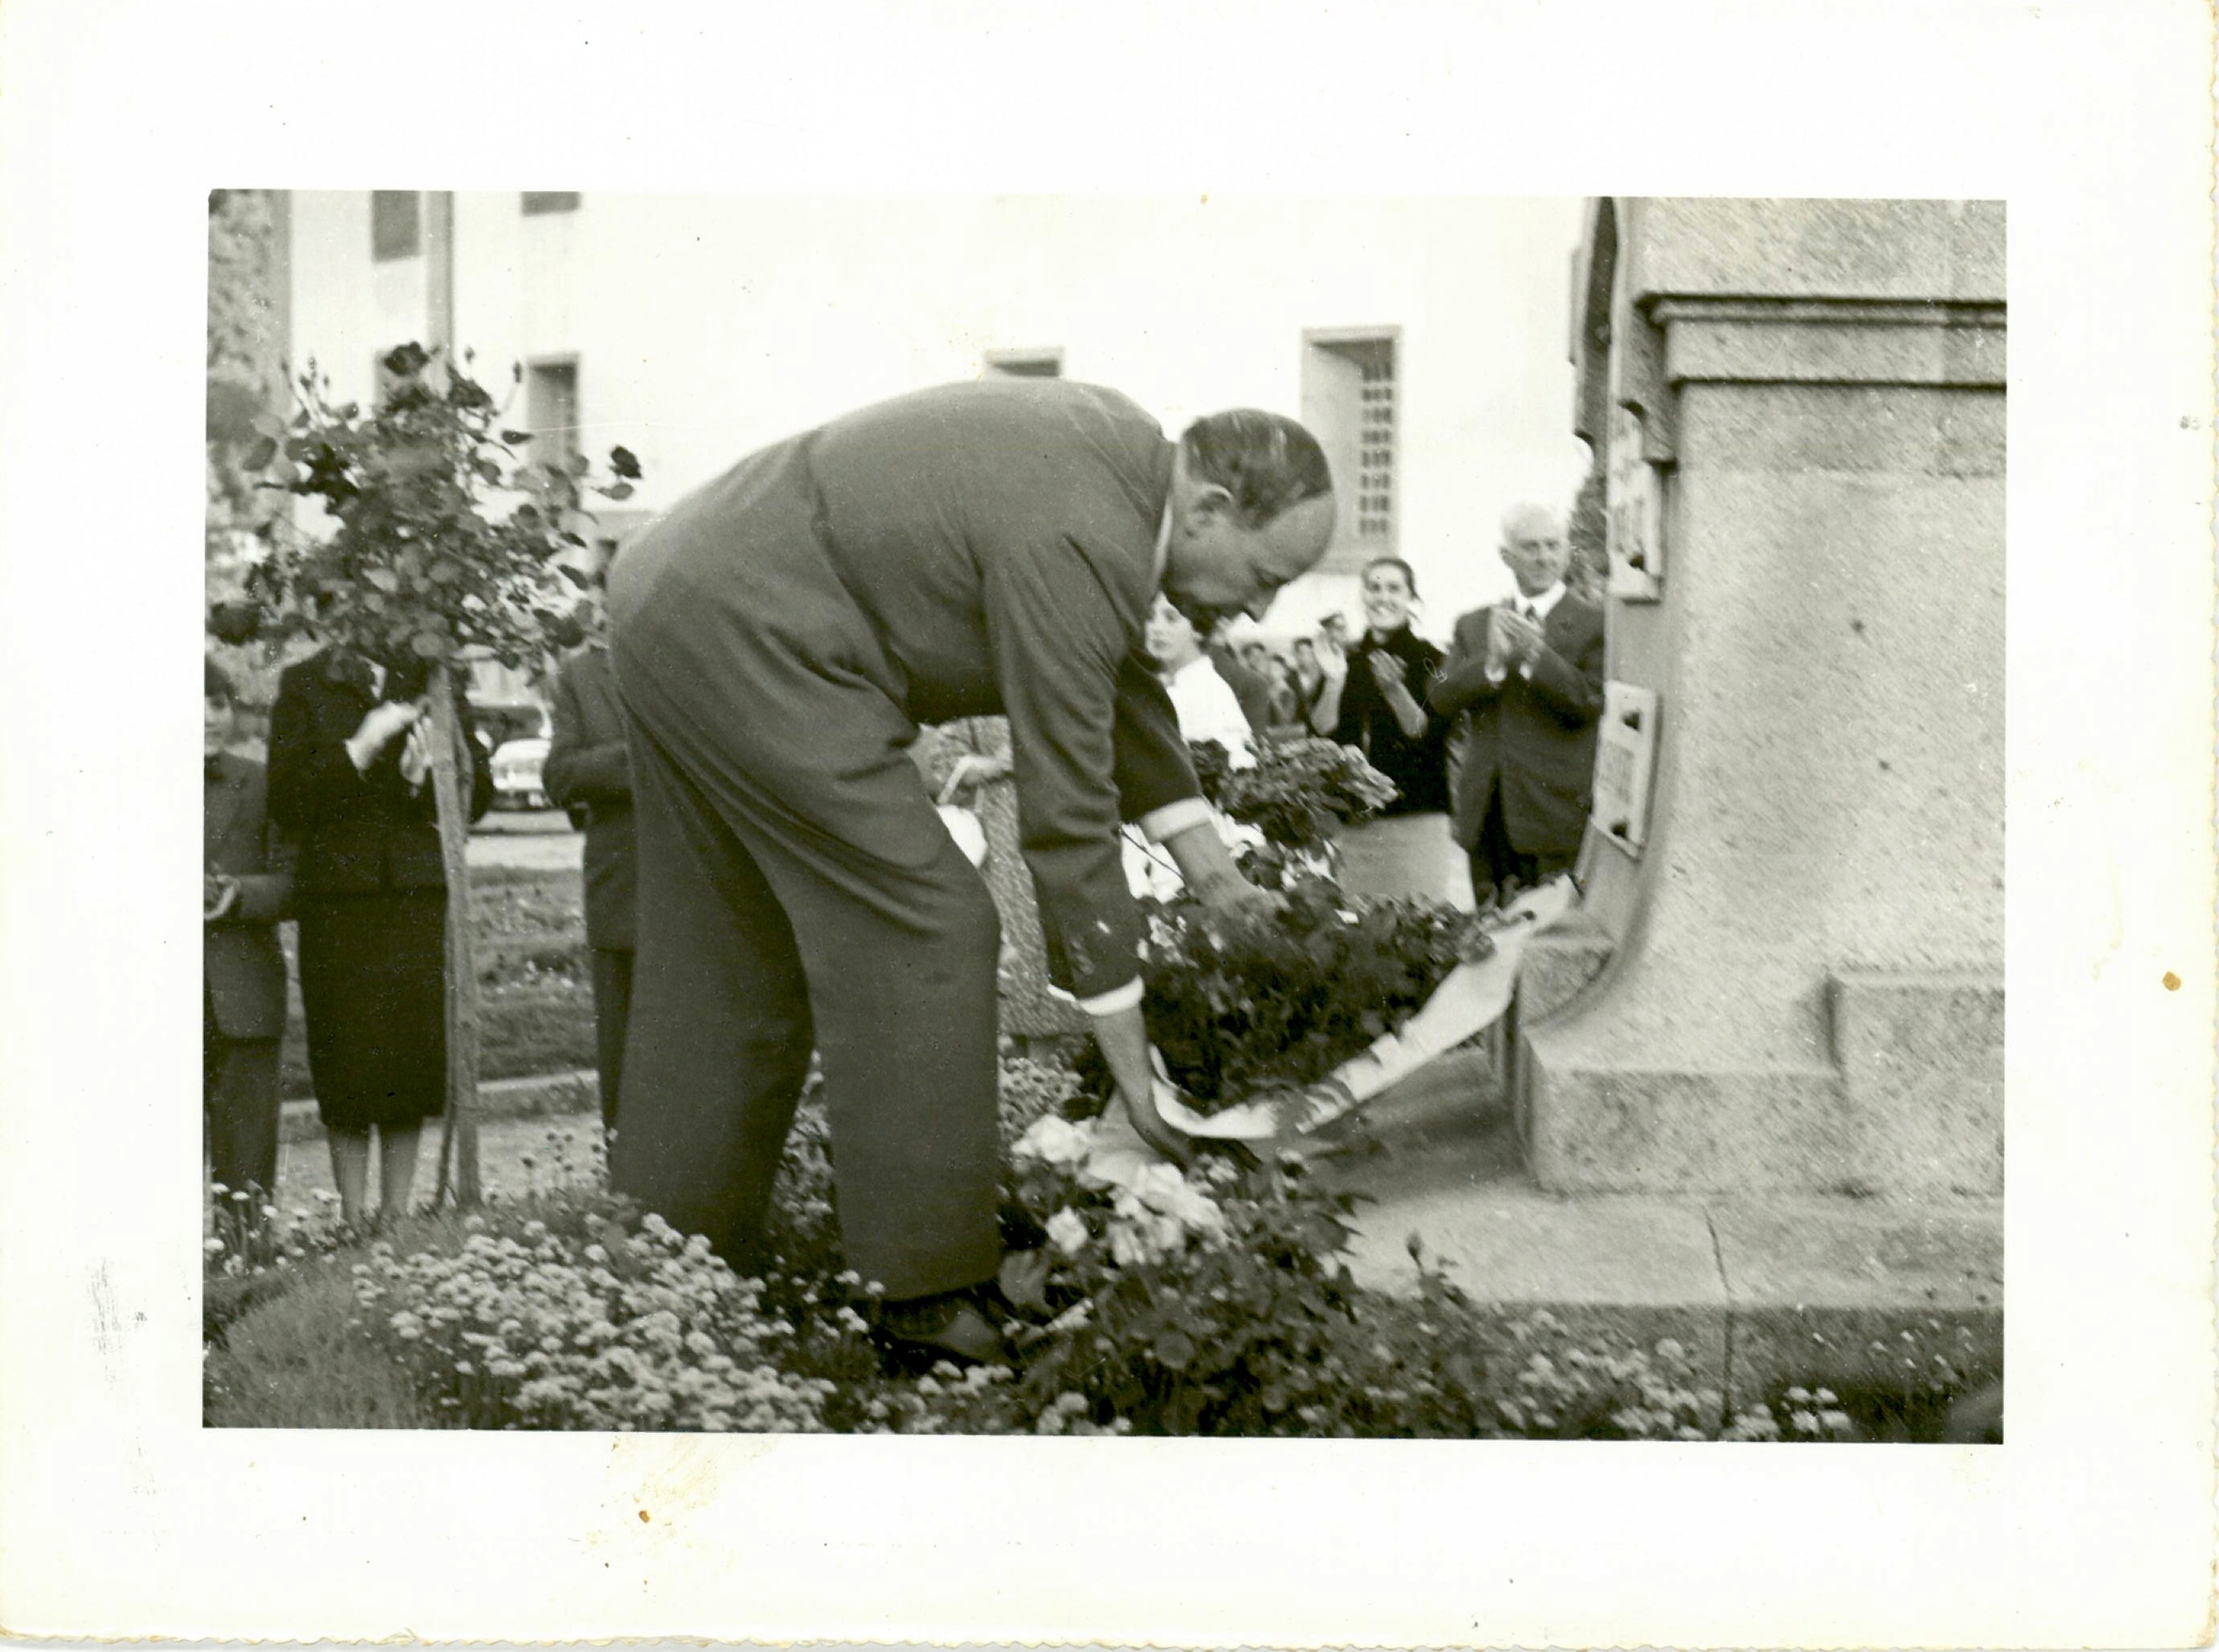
[263,1111,608,1218]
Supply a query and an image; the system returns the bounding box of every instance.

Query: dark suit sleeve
[1524,611,1606,727]
[983,534,1182,1000]
[1110,647,1201,824]
[544,660,631,807]
[1429,611,1505,719]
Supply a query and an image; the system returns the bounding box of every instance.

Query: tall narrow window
[1301,329,1400,570]
[371,190,421,261]
[524,358,581,470]
[521,192,581,215]
[985,348,1063,379]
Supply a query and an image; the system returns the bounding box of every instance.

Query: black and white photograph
[199,189,2006,1445]
[4,2,2213,1646]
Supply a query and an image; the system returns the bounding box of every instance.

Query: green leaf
[241,436,278,471]
[608,444,641,480]
[500,429,533,445]
[411,630,449,659]
[364,567,400,594]
[604,480,635,502]
[513,504,541,529]
[1155,1330,1195,1370]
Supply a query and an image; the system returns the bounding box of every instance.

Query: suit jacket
[612,379,1200,1000]
[267,650,493,897]
[1430,591,1606,859]
[543,643,635,949]
[205,751,294,1039]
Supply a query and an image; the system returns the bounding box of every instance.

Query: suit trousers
[589,947,634,1132]
[1469,782,1576,909]
[610,656,1005,1302]
[204,993,281,1197]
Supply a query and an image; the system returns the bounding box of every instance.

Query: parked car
[487,707,554,810]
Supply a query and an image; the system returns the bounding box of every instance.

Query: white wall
[288,193,1592,641]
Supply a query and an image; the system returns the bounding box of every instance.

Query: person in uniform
[606,379,1335,1361]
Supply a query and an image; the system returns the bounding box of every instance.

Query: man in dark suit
[608,379,1335,1362]
[1430,503,1607,908]
[204,659,295,1203]
[542,599,635,1136]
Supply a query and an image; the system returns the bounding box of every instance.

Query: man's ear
[1185,480,1237,530]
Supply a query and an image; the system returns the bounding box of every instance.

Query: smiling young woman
[1309,557,1468,910]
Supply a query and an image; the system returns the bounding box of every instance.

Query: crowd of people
[205,375,1607,1368]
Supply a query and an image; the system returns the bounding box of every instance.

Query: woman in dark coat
[267,648,491,1225]
[1309,556,1463,906]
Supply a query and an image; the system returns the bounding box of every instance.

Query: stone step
[277,1069,600,1144]
[1326,1073,2001,1418]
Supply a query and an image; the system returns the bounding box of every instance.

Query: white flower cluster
[357,1213,835,1433]
[1011,1115,1229,1269]
[1104,1161,1229,1268]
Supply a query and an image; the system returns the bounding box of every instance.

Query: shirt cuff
[1486,664,1508,687]
[1075,977,1144,1017]
[1137,796,1214,843]
[1518,658,1536,681]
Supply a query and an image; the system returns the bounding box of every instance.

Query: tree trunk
[426,663,482,1205]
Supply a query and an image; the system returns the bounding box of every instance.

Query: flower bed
[214,806,1994,1439]
[209,1044,1990,1439]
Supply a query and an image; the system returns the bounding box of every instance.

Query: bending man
[606,379,1334,1362]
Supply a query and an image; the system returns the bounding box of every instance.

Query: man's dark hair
[205,657,236,705]
[1180,410,1333,529]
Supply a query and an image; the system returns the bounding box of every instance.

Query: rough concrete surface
[1335,1065,2001,1415]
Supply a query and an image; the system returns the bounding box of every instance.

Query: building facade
[282,191,1591,659]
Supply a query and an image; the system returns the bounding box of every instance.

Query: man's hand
[1161,815,1283,918]
[203,873,240,923]
[936,750,1012,804]
[1497,609,1544,670]
[1191,873,1282,922]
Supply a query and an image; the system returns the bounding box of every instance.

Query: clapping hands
[1489,607,1544,674]
[1315,631,1349,687]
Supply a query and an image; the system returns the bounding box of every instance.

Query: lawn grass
[205,1261,436,1428]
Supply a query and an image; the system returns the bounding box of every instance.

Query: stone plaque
[1607,404,1663,601]
[1591,681,1659,854]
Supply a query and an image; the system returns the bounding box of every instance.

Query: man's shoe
[874,1287,1010,1369]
